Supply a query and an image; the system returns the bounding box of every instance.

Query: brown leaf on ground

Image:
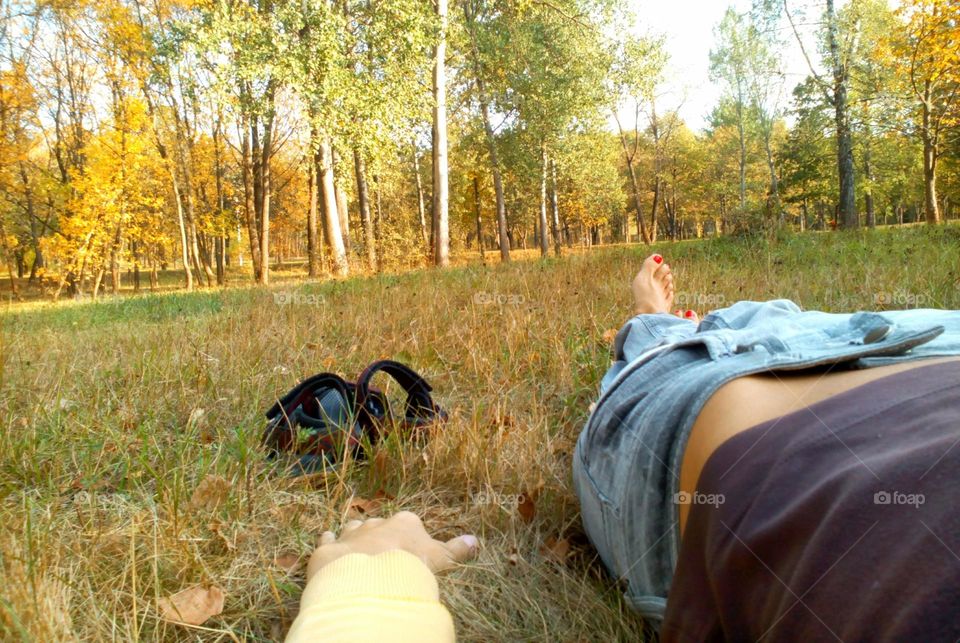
[540,536,571,564]
[273,552,302,572]
[373,488,395,501]
[158,585,225,626]
[346,497,382,520]
[516,493,536,523]
[189,474,231,512]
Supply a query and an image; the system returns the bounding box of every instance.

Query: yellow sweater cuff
[285,551,455,642]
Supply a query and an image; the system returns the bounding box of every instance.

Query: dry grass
[1,226,959,641]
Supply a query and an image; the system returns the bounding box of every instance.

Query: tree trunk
[319,139,348,276]
[353,149,376,271]
[649,176,661,244]
[615,117,649,244]
[189,223,209,286]
[256,109,274,285]
[307,154,320,277]
[864,144,875,228]
[464,1,508,261]
[132,239,141,292]
[0,216,19,298]
[827,0,857,229]
[763,132,783,225]
[92,267,104,300]
[921,87,941,224]
[241,122,261,281]
[173,171,194,290]
[413,146,429,246]
[110,224,122,295]
[473,176,485,264]
[335,163,351,253]
[736,93,746,212]
[538,144,549,257]
[216,236,225,285]
[549,158,561,257]
[19,162,43,281]
[432,0,451,267]
[478,92,509,262]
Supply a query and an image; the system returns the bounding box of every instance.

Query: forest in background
[0,0,958,300]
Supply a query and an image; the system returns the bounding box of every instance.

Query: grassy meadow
[2,226,959,641]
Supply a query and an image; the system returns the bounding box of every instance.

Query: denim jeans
[573,300,960,625]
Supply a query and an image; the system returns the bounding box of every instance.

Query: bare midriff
[678,356,960,534]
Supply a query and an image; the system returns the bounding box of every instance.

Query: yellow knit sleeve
[284,550,456,642]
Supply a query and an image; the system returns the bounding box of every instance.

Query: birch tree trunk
[549,158,561,257]
[319,139,348,276]
[538,144,549,257]
[335,177,351,254]
[307,152,320,276]
[473,176,485,264]
[432,0,450,267]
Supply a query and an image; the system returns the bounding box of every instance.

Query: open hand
[307,511,479,579]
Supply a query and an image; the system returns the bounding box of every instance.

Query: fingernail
[653,255,663,264]
[685,310,694,318]
[462,535,479,550]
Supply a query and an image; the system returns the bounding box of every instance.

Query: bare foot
[632,254,674,314]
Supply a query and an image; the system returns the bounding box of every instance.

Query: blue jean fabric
[573,300,960,625]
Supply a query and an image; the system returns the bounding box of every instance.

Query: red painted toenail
[653,255,663,264]
[685,310,694,318]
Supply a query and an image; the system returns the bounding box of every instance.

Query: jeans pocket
[573,440,625,573]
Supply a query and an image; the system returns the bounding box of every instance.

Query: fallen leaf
[190,475,231,512]
[273,552,302,572]
[158,585,225,626]
[373,488,395,501]
[540,537,571,564]
[516,493,536,523]
[346,497,381,520]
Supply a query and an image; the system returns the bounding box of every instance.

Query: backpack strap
[355,360,447,430]
[262,372,353,458]
[265,372,350,421]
